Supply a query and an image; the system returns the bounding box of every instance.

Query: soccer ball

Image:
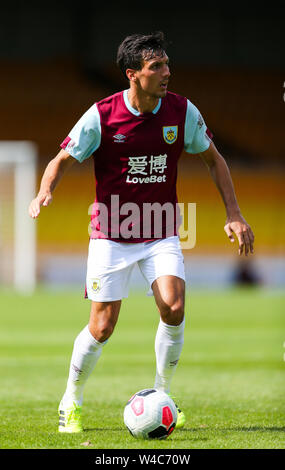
[123,388,177,439]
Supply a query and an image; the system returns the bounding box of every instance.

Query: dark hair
[116,31,167,79]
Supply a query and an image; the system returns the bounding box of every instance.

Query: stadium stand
[0,61,284,166]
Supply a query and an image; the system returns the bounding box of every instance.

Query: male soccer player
[29,32,254,433]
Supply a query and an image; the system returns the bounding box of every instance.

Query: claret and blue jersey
[61,90,212,242]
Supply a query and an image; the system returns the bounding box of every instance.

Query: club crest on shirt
[91,278,101,292]
[163,126,178,144]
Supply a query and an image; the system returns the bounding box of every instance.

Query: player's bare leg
[88,300,121,342]
[152,275,185,325]
[58,300,121,432]
[152,275,186,428]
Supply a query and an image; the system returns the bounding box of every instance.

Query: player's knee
[160,300,184,326]
[89,320,115,343]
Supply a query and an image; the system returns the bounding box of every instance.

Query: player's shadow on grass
[84,427,126,432]
[178,426,285,433]
[85,426,285,432]
[84,426,209,441]
[83,425,284,442]
[84,426,204,433]
[226,426,285,432]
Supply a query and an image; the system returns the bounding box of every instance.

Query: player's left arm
[199,141,255,256]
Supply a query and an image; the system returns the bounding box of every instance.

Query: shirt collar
[123,89,161,116]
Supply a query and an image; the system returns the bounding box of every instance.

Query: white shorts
[85,236,185,302]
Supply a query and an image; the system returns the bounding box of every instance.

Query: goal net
[0,141,37,293]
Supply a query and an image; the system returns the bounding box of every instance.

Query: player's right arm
[29,101,101,219]
[28,149,75,218]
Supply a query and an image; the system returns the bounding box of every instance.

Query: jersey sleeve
[184,100,213,154]
[60,103,101,162]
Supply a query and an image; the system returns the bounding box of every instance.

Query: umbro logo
[72,364,82,374]
[113,133,126,143]
[169,359,179,367]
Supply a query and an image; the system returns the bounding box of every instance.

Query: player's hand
[224,214,254,256]
[28,192,53,218]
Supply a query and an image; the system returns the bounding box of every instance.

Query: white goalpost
[0,141,37,293]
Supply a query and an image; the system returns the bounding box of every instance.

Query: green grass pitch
[0,286,284,449]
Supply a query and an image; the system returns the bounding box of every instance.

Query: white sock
[154,318,185,394]
[61,325,107,407]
